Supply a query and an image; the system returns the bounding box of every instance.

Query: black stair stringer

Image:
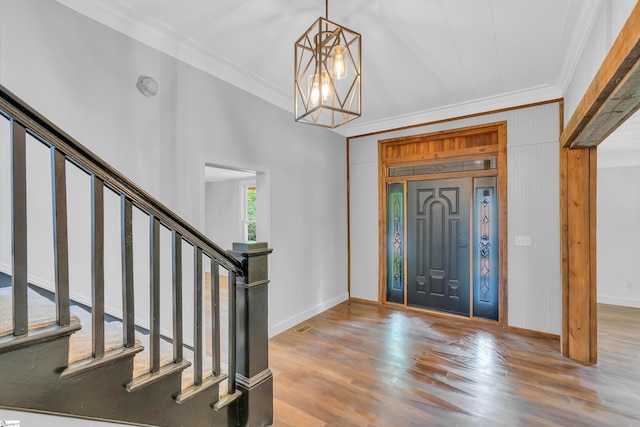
[0,329,239,427]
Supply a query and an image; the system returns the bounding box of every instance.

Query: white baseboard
[268,292,349,338]
[598,295,640,309]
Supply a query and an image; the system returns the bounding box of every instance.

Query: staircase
[0,85,273,426]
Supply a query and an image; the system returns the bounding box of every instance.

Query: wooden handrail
[0,84,244,276]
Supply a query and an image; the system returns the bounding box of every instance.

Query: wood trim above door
[378,122,508,325]
[380,122,501,165]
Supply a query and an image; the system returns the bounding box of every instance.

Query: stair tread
[0,285,229,394]
[0,286,58,336]
[130,329,227,391]
[62,343,144,378]
[68,305,125,363]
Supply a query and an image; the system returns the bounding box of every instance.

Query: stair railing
[0,85,244,404]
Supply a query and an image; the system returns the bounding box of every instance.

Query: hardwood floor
[269,301,640,426]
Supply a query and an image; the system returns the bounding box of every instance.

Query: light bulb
[330,45,347,80]
[321,71,332,101]
[308,74,320,108]
[307,71,333,108]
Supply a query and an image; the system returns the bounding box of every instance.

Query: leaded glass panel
[472,177,499,321]
[386,183,404,303]
[388,157,496,178]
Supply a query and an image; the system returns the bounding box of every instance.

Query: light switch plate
[515,235,532,246]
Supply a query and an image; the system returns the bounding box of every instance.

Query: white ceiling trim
[55,0,291,111]
[205,166,256,182]
[557,0,604,94]
[340,84,563,138]
[55,0,599,139]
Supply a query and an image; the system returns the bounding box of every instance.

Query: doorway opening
[379,123,507,324]
[201,161,270,248]
[200,161,270,367]
[595,113,640,365]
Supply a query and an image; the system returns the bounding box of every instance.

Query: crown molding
[557,0,604,94]
[339,84,564,138]
[55,0,291,112]
[56,0,596,139]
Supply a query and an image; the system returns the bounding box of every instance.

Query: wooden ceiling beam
[561,1,640,148]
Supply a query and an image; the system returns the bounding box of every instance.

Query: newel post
[229,242,273,427]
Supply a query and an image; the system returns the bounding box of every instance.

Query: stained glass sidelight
[386,183,404,303]
[479,190,492,302]
[473,177,498,321]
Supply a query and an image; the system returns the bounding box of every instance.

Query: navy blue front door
[407,178,470,316]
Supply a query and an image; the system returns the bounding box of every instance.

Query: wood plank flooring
[269,301,640,426]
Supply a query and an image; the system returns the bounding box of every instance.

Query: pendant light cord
[326,0,328,19]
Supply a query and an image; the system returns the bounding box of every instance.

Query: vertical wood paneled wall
[348,101,562,336]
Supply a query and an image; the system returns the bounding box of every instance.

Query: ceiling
[204,166,255,183]
[57,0,603,137]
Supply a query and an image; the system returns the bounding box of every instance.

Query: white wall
[597,164,640,308]
[562,0,640,307]
[563,0,637,124]
[0,117,10,275]
[204,179,245,251]
[0,0,349,338]
[349,102,562,335]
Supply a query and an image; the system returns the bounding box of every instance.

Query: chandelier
[294,0,361,128]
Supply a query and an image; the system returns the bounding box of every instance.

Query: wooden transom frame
[378,122,508,325]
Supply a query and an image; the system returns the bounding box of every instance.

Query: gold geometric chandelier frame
[294,14,361,128]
